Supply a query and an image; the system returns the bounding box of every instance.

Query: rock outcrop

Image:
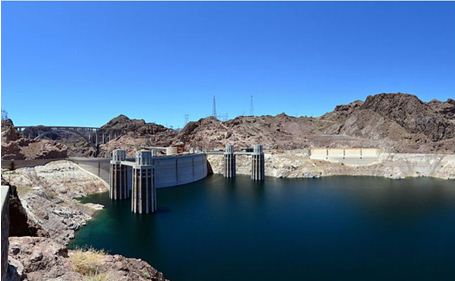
[8,237,167,281]
[2,161,107,244]
[361,93,454,141]
[1,119,68,160]
[2,179,45,237]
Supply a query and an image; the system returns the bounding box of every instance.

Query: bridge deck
[15,126,100,130]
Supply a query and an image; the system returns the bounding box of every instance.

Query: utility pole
[250,95,254,116]
[212,96,217,118]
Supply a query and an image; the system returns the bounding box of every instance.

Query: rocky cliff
[1,119,68,160]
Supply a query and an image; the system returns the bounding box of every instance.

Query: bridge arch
[34,128,98,150]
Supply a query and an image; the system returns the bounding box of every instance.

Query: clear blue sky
[2,2,455,128]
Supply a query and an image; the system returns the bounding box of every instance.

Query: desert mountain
[96,115,177,157]
[174,93,455,153]
[2,93,454,160]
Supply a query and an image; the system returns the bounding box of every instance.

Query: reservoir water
[71,175,455,281]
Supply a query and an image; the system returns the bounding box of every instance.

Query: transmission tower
[184,114,189,127]
[212,96,217,118]
[1,110,8,120]
[250,95,254,116]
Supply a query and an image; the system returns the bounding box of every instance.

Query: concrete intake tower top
[253,144,263,154]
[225,144,234,154]
[135,150,153,166]
[112,149,126,163]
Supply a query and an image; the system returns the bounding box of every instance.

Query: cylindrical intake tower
[224,144,236,178]
[251,144,265,181]
[110,149,128,200]
[131,150,157,214]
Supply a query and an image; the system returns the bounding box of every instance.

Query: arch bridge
[14,126,122,151]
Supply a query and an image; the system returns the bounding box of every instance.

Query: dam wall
[71,153,208,189]
[153,153,208,188]
[69,158,111,183]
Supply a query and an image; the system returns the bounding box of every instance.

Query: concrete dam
[107,144,266,214]
[70,153,209,189]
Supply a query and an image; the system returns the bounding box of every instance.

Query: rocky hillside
[48,114,177,157]
[97,115,177,157]
[174,93,455,153]
[3,93,454,158]
[1,119,68,160]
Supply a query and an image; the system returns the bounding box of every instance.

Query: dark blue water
[70,175,455,281]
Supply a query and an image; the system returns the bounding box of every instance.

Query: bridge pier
[224,144,236,178]
[110,149,128,200]
[131,150,156,214]
[251,144,265,181]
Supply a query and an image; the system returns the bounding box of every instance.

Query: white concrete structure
[131,150,156,214]
[224,144,236,178]
[310,148,382,165]
[251,144,265,181]
[154,153,208,188]
[166,147,178,156]
[110,149,128,200]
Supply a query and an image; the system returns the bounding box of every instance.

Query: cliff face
[2,161,107,244]
[1,119,68,160]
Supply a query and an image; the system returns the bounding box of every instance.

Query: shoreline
[207,151,455,180]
